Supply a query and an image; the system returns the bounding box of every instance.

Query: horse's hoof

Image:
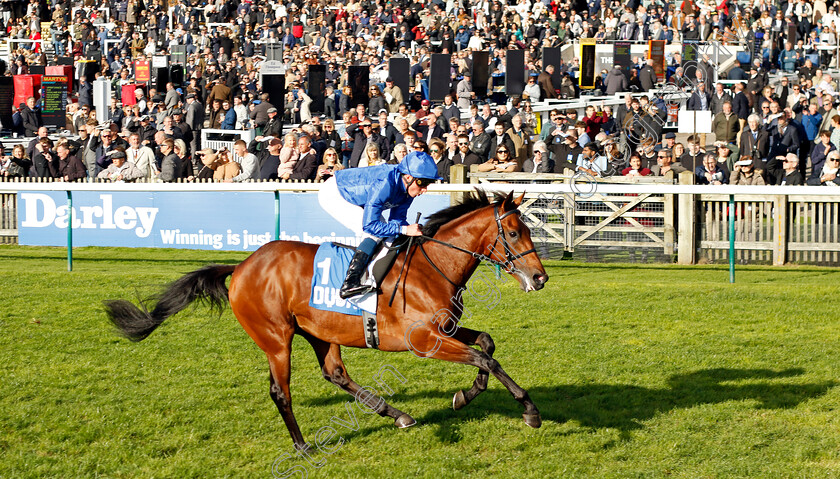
[395,413,416,429]
[452,390,468,410]
[523,413,542,428]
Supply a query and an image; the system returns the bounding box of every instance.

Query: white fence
[4,180,840,267]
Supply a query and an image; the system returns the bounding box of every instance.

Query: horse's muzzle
[532,273,549,290]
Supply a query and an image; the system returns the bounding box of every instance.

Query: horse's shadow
[302,368,836,444]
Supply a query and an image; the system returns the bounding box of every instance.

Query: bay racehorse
[105,191,549,448]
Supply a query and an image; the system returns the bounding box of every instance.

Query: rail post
[677,171,696,264]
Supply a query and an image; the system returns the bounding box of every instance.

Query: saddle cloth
[309,239,401,316]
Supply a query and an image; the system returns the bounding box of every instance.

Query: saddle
[331,238,406,290]
[310,237,409,349]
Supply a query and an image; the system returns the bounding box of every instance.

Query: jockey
[318,151,442,299]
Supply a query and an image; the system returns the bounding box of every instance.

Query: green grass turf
[2,245,840,478]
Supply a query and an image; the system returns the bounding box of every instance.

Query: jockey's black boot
[340,238,378,299]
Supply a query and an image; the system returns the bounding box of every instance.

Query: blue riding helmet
[396,152,444,181]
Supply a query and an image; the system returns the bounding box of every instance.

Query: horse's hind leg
[265,331,308,449]
[304,334,416,428]
[450,327,495,411]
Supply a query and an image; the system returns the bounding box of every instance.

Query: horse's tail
[104,264,237,342]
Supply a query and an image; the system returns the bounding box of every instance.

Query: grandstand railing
[200,129,256,162]
[4,174,840,266]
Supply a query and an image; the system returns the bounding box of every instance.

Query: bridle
[417,205,538,287]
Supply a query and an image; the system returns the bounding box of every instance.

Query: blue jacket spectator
[455,28,470,49]
[779,46,798,72]
[802,107,823,141]
[221,107,237,130]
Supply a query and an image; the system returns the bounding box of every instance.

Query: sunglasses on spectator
[458,142,469,146]
[430,148,440,152]
[497,150,509,154]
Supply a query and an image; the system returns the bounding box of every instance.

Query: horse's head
[484,192,549,292]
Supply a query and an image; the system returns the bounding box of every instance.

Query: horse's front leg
[450,327,495,411]
[406,326,540,428]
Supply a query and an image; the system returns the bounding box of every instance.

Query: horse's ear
[502,191,514,209]
[513,193,525,206]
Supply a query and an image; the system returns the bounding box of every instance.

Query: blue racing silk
[334,164,412,238]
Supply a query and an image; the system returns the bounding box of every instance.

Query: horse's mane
[420,189,503,238]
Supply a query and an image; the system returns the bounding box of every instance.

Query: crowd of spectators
[0,0,838,187]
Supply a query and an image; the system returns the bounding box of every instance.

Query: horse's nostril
[534,274,548,285]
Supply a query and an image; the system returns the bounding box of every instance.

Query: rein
[417,205,538,285]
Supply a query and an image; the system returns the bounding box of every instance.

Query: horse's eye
[509,231,518,239]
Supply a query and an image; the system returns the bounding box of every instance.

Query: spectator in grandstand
[470,121,492,162]
[714,142,739,172]
[506,115,532,169]
[695,154,729,185]
[730,157,765,185]
[680,135,708,172]
[32,138,55,179]
[767,154,805,185]
[811,130,836,177]
[359,143,386,168]
[638,138,660,170]
[52,143,86,182]
[317,148,344,181]
[576,143,607,177]
[174,139,193,179]
[712,102,741,145]
[605,65,628,95]
[96,151,143,182]
[522,141,551,174]
[538,65,558,100]
[271,134,298,179]
[289,135,319,181]
[453,134,482,168]
[582,104,609,139]
[487,121,515,163]
[651,149,687,177]
[428,138,451,181]
[808,151,840,186]
[477,145,518,173]
[248,138,282,181]
[226,139,258,183]
[622,153,652,177]
[739,115,770,167]
[347,120,388,169]
[158,138,181,183]
[192,149,219,181]
[551,130,583,174]
[1,145,30,178]
[21,97,40,137]
[125,133,156,179]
